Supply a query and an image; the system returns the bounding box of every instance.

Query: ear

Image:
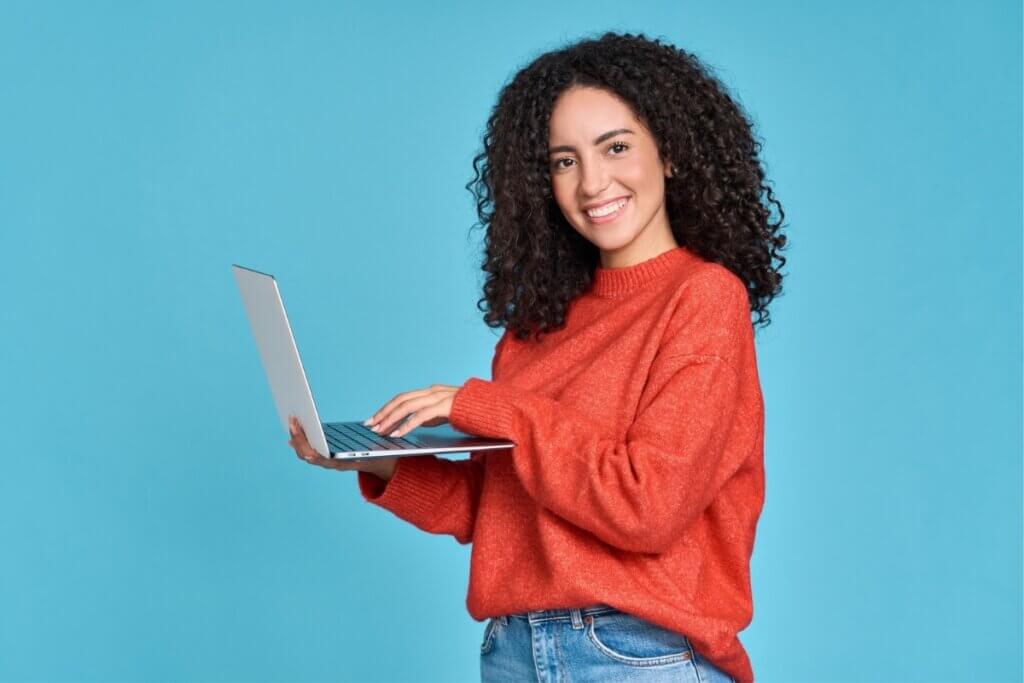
[664,159,675,178]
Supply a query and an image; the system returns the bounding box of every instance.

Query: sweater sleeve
[355,452,486,544]
[447,272,760,554]
[354,331,511,544]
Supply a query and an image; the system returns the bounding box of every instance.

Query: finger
[365,386,436,427]
[289,416,309,445]
[289,439,314,462]
[301,447,335,466]
[288,433,320,462]
[302,450,364,471]
[368,386,458,432]
[378,389,457,436]
[286,417,331,465]
[387,400,447,438]
[289,417,321,453]
[373,393,445,436]
[288,420,309,447]
[389,393,454,436]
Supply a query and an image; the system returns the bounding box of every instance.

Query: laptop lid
[232,264,331,457]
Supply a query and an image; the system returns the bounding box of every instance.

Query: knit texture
[357,245,765,682]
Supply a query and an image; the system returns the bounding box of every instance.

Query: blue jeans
[480,604,736,682]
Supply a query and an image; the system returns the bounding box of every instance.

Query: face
[547,85,677,269]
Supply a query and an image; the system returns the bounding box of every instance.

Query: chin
[586,227,640,252]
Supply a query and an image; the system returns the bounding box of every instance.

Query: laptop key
[325,422,423,451]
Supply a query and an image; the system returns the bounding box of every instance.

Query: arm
[448,271,761,554]
[357,453,485,545]
[356,332,511,544]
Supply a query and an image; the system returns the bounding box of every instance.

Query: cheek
[624,168,666,215]
[622,160,660,193]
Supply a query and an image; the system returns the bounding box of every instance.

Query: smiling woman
[325,31,788,683]
[547,89,678,268]
[464,31,787,345]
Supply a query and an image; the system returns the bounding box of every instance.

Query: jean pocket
[480,617,500,655]
[584,611,692,667]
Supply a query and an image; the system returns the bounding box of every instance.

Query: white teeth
[586,198,627,218]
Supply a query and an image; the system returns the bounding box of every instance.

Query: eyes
[551,141,630,171]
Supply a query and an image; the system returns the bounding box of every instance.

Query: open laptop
[233,264,515,462]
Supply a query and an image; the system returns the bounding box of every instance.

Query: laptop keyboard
[322,421,419,453]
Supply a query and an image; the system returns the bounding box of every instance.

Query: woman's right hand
[287,415,398,481]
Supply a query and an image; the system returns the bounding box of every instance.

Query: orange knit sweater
[357,245,765,683]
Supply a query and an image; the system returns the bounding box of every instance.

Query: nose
[578,157,611,199]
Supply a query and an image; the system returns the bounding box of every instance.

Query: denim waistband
[504,604,620,624]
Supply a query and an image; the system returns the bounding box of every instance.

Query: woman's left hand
[364,383,462,438]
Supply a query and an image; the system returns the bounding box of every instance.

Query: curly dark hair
[465,31,788,343]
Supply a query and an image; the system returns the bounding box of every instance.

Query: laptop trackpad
[407,423,511,448]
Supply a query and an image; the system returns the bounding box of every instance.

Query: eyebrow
[548,128,635,155]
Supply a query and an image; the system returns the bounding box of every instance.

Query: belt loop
[500,615,508,626]
[570,607,583,630]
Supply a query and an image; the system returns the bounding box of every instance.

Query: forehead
[549,86,639,140]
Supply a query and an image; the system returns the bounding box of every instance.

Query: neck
[598,205,676,269]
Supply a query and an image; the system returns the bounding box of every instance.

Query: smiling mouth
[584,197,630,223]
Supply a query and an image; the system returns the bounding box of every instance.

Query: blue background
[1,2,1020,681]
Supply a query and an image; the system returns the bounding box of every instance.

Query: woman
[288,31,786,683]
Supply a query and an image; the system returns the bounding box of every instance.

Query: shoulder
[670,260,750,323]
[658,261,753,365]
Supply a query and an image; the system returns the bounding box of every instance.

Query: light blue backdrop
[1,2,1020,682]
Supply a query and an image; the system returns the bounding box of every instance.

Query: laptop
[232,264,516,462]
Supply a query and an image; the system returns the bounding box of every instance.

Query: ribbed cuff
[449,377,519,439]
[356,455,452,524]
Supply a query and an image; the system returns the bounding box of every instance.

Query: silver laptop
[233,264,515,461]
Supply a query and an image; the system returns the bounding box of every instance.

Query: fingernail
[363,418,372,426]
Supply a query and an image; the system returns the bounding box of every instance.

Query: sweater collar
[590,245,701,298]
